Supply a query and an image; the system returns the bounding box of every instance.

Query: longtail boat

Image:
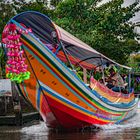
[1,11,138,129]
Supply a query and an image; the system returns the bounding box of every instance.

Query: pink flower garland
[2,23,31,83]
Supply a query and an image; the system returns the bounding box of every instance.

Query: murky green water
[0,109,140,140]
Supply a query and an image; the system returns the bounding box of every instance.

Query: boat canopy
[12,11,131,70]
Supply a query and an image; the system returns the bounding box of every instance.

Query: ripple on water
[0,107,140,140]
[101,108,140,131]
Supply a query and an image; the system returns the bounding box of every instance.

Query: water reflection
[0,109,140,140]
[0,122,139,140]
[0,126,21,140]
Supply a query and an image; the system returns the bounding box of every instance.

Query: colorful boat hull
[2,11,138,129]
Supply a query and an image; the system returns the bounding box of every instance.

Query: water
[1,109,140,140]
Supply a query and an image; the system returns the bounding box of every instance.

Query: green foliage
[0,0,140,66]
[13,0,48,15]
[54,0,140,64]
[50,0,62,7]
[0,1,15,34]
[128,54,140,73]
[0,47,6,78]
[13,0,56,20]
[133,54,140,62]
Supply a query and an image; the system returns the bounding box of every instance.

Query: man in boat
[93,67,102,81]
[106,65,127,92]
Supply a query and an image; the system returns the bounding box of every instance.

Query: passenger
[99,79,104,84]
[107,66,127,92]
[106,78,115,89]
[105,65,116,88]
[93,67,102,81]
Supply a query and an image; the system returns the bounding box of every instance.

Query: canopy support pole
[100,56,106,85]
[60,41,74,70]
[128,70,131,92]
[83,68,87,83]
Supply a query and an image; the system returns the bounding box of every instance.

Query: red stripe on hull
[50,106,91,128]
[44,95,109,129]
[40,94,60,128]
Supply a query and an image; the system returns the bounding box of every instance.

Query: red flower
[9,24,16,31]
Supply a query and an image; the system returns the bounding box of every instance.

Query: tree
[50,0,62,7]
[0,0,140,65]
[12,0,56,20]
[54,0,140,64]
[0,1,15,35]
[128,53,140,72]
[0,46,6,78]
[13,0,48,14]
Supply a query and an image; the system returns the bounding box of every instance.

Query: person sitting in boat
[107,66,127,92]
[92,67,102,81]
[105,65,116,88]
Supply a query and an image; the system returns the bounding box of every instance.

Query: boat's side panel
[19,41,128,125]
[90,77,134,102]
[19,53,59,127]
[8,19,137,128]
[39,83,114,126]
[20,31,136,110]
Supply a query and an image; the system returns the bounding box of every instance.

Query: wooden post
[0,79,11,116]
[12,82,23,126]
[83,68,87,84]
[0,97,6,116]
[4,96,7,115]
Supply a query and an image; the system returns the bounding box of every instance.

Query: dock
[0,79,41,126]
[0,112,40,126]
